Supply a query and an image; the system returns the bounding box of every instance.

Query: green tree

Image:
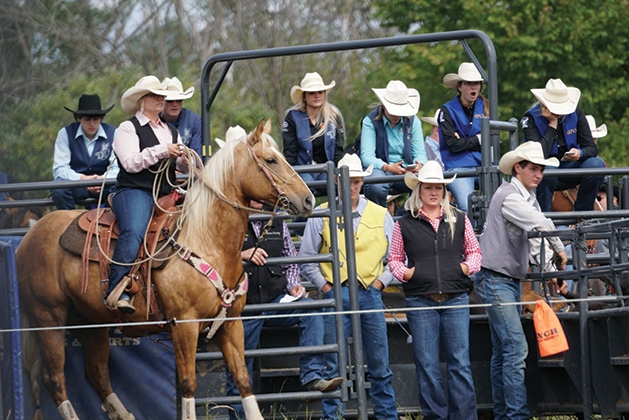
[373,0,629,164]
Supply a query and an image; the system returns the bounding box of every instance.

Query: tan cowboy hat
[337,153,373,178]
[64,93,114,116]
[443,63,484,90]
[214,125,247,149]
[121,75,171,115]
[289,72,335,105]
[404,161,456,190]
[531,78,581,116]
[499,142,559,175]
[372,80,420,117]
[586,115,607,139]
[419,109,440,127]
[162,77,195,101]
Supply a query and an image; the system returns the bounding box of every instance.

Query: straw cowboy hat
[290,72,335,105]
[499,142,559,175]
[586,115,608,139]
[214,125,247,149]
[419,109,441,127]
[443,63,484,90]
[531,78,581,116]
[372,80,420,117]
[162,77,195,101]
[337,153,373,178]
[404,161,456,190]
[120,75,172,115]
[64,94,114,116]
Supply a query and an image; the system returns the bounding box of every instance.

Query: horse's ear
[249,119,266,146]
[263,119,272,134]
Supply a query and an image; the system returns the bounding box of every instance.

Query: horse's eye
[265,158,277,165]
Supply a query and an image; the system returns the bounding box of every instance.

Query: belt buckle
[430,293,449,303]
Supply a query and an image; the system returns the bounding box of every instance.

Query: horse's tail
[21,315,44,420]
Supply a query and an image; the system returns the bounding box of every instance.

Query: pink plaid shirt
[388,208,481,282]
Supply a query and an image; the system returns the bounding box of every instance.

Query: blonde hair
[288,92,345,140]
[404,182,458,242]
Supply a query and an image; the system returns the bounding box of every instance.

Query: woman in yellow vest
[299,153,398,420]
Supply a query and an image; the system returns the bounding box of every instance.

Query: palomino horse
[16,120,314,420]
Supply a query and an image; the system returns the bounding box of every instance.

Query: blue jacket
[527,103,579,156]
[438,97,483,170]
[365,107,413,164]
[290,109,337,166]
[65,122,116,176]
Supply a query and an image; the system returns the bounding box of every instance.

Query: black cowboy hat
[64,94,114,116]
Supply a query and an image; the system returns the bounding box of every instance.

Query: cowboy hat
[443,63,484,90]
[531,78,581,116]
[120,75,172,115]
[499,142,559,175]
[586,115,607,139]
[290,72,335,105]
[214,125,247,149]
[64,94,114,116]
[404,161,456,190]
[419,109,440,127]
[162,77,195,101]
[337,153,373,178]
[372,80,420,117]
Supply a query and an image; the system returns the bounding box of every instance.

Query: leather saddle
[59,191,183,318]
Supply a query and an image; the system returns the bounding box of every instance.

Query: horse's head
[241,119,314,216]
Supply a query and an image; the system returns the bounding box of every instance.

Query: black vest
[398,210,471,296]
[115,117,178,197]
[242,219,287,304]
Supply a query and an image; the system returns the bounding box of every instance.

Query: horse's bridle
[200,139,299,215]
[245,140,296,211]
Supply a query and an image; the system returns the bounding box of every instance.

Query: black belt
[423,293,459,303]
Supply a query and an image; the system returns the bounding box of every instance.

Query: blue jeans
[535,156,605,212]
[405,293,477,420]
[322,286,397,420]
[363,168,411,207]
[51,178,114,210]
[445,167,478,213]
[225,294,326,420]
[108,188,155,293]
[474,269,529,420]
[300,170,328,197]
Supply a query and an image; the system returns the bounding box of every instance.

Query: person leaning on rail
[360,80,427,207]
[51,93,119,210]
[299,153,398,420]
[474,141,567,420]
[521,78,605,212]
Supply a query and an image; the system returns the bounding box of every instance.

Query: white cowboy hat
[162,77,195,101]
[214,125,247,149]
[531,78,581,116]
[499,142,559,175]
[372,80,420,117]
[404,161,456,190]
[443,63,484,90]
[290,72,335,105]
[337,153,373,178]
[419,109,440,127]
[120,75,171,115]
[586,115,608,139]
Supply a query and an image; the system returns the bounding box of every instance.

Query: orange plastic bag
[533,299,569,357]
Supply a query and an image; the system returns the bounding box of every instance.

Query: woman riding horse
[105,75,194,313]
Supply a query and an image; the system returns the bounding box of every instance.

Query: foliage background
[1,0,628,192]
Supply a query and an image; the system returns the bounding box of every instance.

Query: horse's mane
[182,131,279,236]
